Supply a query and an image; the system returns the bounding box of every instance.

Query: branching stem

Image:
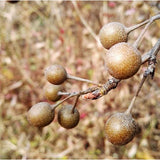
[133,14,160,48]
[51,94,74,110]
[125,38,159,114]
[126,19,150,34]
[51,86,99,110]
[51,32,160,111]
[77,38,160,100]
[126,14,160,34]
[55,38,160,106]
[142,38,160,63]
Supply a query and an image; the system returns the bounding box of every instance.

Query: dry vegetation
[0,1,160,159]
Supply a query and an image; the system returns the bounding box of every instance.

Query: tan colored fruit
[58,105,80,129]
[27,102,55,127]
[105,42,141,79]
[99,22,128,49]
[45,64,67,85]
[44,83,63,102]
[105,113,137,145]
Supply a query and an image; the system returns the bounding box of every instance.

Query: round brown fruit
[44,83,63,102]
[105,42,141,79]
[58,105,80,129]
[105,112,137,145]
[27,102,55,127]
[45,64,67,85]
[99,22,128,49]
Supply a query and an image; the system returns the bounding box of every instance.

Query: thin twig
[125,41,159,114]
[126,19,150,34]
[51,86,99,110]
[125,96,136,115]
[67,74,102,86]
[125,76,147,114]
[142,38,160,63]
[51,94,75,110]
[55,39,160,103]
[133,21,152,48]
[50,38,160,110]
[133,14,160,48]
[72,95,80,113]
[84,38,160,100]
[84,78,120,100]
[58,91,71,96]
[72,1,99,43]
[126,14,160,34]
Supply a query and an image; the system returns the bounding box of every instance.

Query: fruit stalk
[84,38,160,100]
[51,86,99,110]
[72,95,80,114]
[126,13,160,34]
[51,94,75,110]
[125,72,148,114]
[133,13,160,48]
[126,19,150,33]
[142,38,160,63]
[67,74,102,86]
[58,91,71,96]
[126,43,159,114]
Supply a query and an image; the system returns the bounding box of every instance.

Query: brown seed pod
[44,83,63,102]
[99,22,128,49]
[45,64,67,85]
[58,105,80,129]
[27,102,55,127]
[105,112,137,145]
[105,42,142,79]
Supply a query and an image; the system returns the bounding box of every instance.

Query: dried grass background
[0,1,160,159]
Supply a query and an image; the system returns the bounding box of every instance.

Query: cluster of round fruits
[99,22,142,79]
[99,22,142,145]
[27,64,80,129]
[27,21,143,146]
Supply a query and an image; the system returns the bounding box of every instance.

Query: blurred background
[0,0,160,159]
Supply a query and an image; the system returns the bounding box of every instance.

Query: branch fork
[49,14,160,113]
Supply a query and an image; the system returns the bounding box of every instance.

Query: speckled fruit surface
[44,84,62,102]
[99,22,128,49]
[58,105,80,129]
[105,42,141,79]
[45,64,67,85]
[105,113,137,145]
[27,102,55,127]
